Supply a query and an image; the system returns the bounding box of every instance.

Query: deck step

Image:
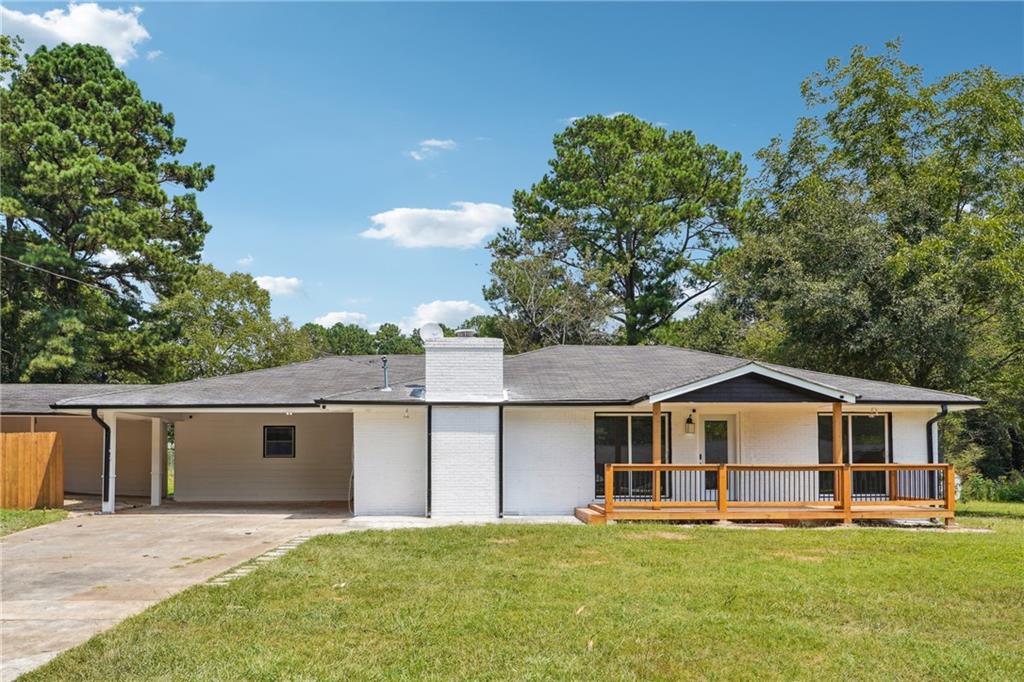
[575,506,607,525]
[588,503,606,513]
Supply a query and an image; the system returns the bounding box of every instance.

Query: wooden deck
[575,463,956,525]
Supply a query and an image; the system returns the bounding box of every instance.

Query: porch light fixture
[685,409,696,435]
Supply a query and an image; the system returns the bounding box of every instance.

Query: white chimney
[424,336,504,402]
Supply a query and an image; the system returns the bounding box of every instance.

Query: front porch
[575,463,956,524]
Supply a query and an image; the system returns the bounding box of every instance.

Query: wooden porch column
[832,402,844,507]
[832,402,843,464]
[652,402,662,508]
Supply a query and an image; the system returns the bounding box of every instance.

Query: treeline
[1,37,1021,478]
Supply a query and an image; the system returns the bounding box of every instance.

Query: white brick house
[3,334,982,522]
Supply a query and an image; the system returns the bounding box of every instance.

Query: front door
[701,416,734,490]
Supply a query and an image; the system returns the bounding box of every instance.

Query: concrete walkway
[1,502,577,680]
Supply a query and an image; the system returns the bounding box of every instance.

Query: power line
[0,254,155,304]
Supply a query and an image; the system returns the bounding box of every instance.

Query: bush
[960,472,1024,502]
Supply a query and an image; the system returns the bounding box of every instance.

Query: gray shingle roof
[38,345,981,409]
[46,355,426,408]
[0,384,152,414]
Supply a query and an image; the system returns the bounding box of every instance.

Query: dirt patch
[627,531,693,541]
[487,538,518,545]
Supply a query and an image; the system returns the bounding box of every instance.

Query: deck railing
[602,463,954,521]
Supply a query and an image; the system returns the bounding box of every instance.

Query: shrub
[960,472,1024,502]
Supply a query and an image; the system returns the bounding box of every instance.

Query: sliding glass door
[817,413,889,497]
[595,414,670,498]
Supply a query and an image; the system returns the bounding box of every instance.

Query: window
[817,414,889,496]
[595,414,670,497]
[263,425,295,458]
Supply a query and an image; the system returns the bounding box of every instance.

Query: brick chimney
[424,336,504,402]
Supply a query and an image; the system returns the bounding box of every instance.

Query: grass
[26,509,1024,681]
[0,507,68,537]
[958,500,1024,519]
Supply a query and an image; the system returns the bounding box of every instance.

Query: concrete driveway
[1,502,353,680]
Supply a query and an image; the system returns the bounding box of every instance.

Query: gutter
[926,403,949,464]
[90,409,112,507]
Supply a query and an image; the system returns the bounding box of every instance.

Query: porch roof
[26,344,982,411]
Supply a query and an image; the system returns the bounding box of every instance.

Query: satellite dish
[419,322,444,341]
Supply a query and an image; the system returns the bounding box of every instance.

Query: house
[0,384,166,502]
[4,336,981,523]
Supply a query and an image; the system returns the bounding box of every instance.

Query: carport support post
[150,418,162,507]
[101,411,118,514]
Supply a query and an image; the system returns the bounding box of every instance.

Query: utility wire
[0,254,156,304]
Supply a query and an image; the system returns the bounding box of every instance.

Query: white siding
[503,407,593,514]
[431,406,499,517]
[175,413,351,502]
[738,408,819,465]
[890,408,936,463]
[353,407,426,515]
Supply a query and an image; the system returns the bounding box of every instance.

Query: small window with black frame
[263,425,296,458]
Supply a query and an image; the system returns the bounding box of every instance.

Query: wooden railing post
[888,469,899,502]
[834,467,843,510]
[944,465,956,516]
[841,465,853,523]
[717,464,728,514]
[604,463,615,517]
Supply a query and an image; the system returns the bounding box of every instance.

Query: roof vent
[454,328,477,338]
[381,356,392,392]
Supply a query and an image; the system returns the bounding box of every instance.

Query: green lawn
[0,507,68,537]
[958,500,1024,519]
[26,510,1024,681]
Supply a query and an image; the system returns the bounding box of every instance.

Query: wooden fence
[1,432,64,509]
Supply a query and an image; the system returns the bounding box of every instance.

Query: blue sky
[4,2,1022,331]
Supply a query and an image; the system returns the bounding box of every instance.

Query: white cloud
[400,300,484,333]
[674,287,717,320]
[1,3,151,66]
[408,138,456,161]
[94,248,123,266]
[361,201,513,249]
[237,254,254,267]
[145,49,162,61]
[254,275,302,296]
[314,311,368,328]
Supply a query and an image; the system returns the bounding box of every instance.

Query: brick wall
[353,407,427,514]
[430,406,499,516]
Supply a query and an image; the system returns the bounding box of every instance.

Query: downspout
[91,408,112,506]
[498,405,504,518]
[926,404,949,501]
[926,404,949,464]
[426,405,432,518]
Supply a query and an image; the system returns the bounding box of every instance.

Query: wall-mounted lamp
[685,409,696,435]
